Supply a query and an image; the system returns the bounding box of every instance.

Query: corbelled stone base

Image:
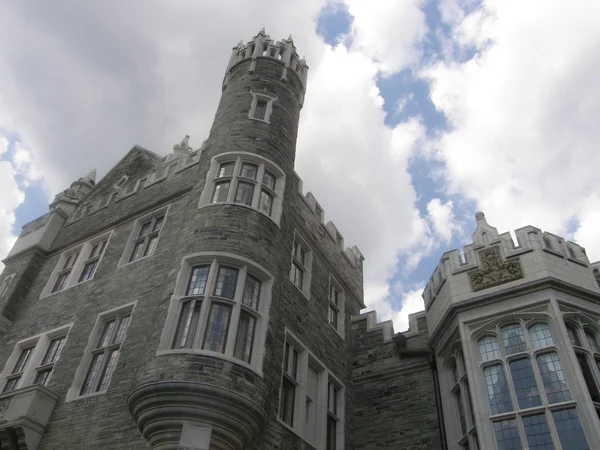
[127,381,267,450]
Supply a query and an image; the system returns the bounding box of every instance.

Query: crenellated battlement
[424,212,600,337]
[223,28,309,103]
[293,171,364,270]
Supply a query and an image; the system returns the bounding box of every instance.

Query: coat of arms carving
[469,246,523,292]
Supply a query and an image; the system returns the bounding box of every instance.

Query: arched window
[477,320,588,449]
[0,274,14,298]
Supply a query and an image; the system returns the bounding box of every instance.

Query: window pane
[536,352,571,404]
[522,413,553,450]
[585,330,600,353]
[144,235,158,256]
[455,386,467,435]
[242,275,260,309]
[3,377,20,393]
[130,240,145,262]
[502,323,527,354]
[152,216,164,232]
[97,348,119,392]
[290,261,304,288]
[450,360,459,384]
[326,415,337,450]
[214,267,239,299]
[218,162,234,178]
[566,324,581,346]
[52,272,70,292]
[234,312,256,363]
[203,303,232,353]
[510,358,542,409]
[254,100,267,121]
[79,260,99,282]
[329,305,338,329]
[552,408,590,450]
[262,171,276,190]
[280,377,295,425]
[478,336,501,361]
[173,299,201,349]
[35,369,52,386]
[240,163,258,180]
[483,364,513,414]
[529,324,554,349]
[13,347,34,374]
[234,182,254,206]
[97,320,116,348]
[258,190,273,215]
[112,315,130,344]
[187,265,210,296]
[576,353,600,402]
[81,353,104,395]
[211,181,230,203]
[494,419,522,450]
[42,336,66,365]
[138,221,151,238]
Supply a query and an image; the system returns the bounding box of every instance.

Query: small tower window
[249,90,277,123]
[254,100,268,121]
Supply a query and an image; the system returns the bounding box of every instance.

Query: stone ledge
[127,381,267,450]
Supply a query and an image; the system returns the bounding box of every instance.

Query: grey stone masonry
[352,311,443,450]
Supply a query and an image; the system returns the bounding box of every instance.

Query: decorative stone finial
[257,27,266,36]
[475,211,485,220]
[173,134,191,157]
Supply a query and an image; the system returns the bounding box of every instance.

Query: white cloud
[392,286,425,332]
[0,137,8,156]
[345,0,428,74]
[0,160,25,272]
[423,0,600,260]
[427,198,458,243]
[12,142,42,187]
[296,44,429,317]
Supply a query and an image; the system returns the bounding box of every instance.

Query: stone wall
[351,312,443,450]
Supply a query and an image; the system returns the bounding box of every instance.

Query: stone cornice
[128,381,267,450]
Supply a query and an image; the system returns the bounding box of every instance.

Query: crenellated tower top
[223,28,309,105]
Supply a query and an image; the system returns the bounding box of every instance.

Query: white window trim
[40,230,114,299]
[66,301,136,402]
[0,273,15,298]
[0,323,73,392]
[328,275,345,340]
[290,230,312,300]
[157,252,273,377]
[118,205,170,268]
[248,89,277,123]
[113,175,129,190]
[115,176,148,201]
[277,328,345,450]
[198,151,286,225]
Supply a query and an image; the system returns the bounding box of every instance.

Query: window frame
[118,205,170,268]
[473,318,589,450]
[0,273,15,298]
[199,152,286,225]
[290,231,313,300]
[0,323,72,393]
[158,252,273,376]
[327,275,345,339]
[67,302,135,401]
[248,90,277,123]
[41,231,113,298]
[278,329,345,450]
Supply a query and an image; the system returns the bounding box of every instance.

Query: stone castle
[0,30,598,450]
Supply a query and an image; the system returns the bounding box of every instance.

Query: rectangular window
[258,190,273,215]
[79,239,107,281]
[80,312,131,396]
[52,252,79,293]
[329,283,340,330]
[202,303,232,353]
[552,408,589,450]
[129,215,164,262]
[522,413,553,449]
[172,298,201,349]
[1,326,71,393]
[217,162,235,178]
[239,163,258,180]
[262,171,276,190]
[279,332,344,449]
[234,182,254,206]
[254,100,267,121]
[290,234,311,297]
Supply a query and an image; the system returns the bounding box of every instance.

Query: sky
[1,0,600,332]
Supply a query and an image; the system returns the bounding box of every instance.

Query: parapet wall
[424,213,600,338]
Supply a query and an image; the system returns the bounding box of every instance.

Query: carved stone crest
[0,400,10,421]
[469,246,523,292]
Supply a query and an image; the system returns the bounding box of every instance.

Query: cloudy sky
[1,0,599,331]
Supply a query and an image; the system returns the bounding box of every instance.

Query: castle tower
[127,30,314,450]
